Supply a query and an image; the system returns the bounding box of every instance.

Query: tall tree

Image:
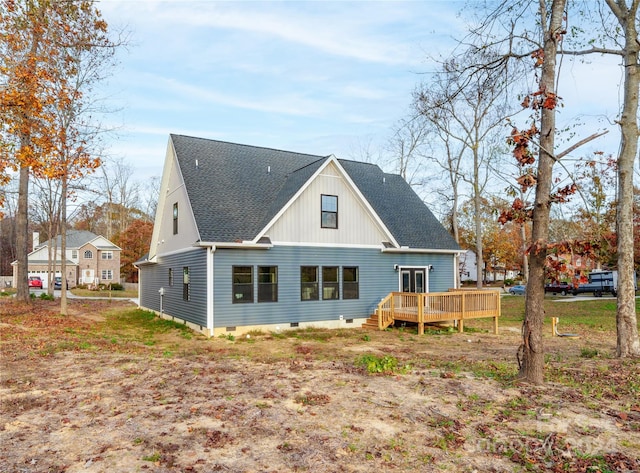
[1,0,58,301]
[415,48,520,288]
[603,0,640,357]
[1,0,117,303]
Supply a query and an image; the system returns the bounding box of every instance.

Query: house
[14,230,121,289]
[136,135,461,337]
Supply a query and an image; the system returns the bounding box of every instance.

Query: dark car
[508,285,526,295]
[54,277,62,289]
[28,276,43,289]
[544,282,571,296]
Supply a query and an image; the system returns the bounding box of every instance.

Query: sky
[96,1,627,191]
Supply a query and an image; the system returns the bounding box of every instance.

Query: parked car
[54,277,62,289]
[509,285,526,295]
[28,276,43,289]
[544,282,571,296]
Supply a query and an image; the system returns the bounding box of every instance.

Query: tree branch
[556,130,610,160]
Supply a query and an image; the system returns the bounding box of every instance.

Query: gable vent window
[321,194,338,229]
[173,202,179,235]
[232,266,253,303]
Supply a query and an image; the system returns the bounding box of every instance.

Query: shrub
[109,283,124,291]
[355,354,409,375]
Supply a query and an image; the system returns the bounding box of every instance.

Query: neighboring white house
[459,250,519,283]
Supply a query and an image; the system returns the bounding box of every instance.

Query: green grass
[70,288,138,298]
[499,296,640,332]
[100,308,195,344]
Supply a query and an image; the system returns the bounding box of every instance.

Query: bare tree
[604,0,640,357]
[415,48,519,287]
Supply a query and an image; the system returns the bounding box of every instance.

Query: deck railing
[375,290,501,334]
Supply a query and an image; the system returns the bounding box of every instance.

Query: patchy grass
[1,297,639,473]
[70,287,138,298]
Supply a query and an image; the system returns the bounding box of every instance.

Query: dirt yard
[1,298,639,473]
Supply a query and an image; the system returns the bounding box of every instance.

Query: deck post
[418,293,424,335]
[494,291,500,334]
[458,292,465,333]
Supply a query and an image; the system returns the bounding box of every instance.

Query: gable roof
[36,230,120,251]
[171,134,459,251]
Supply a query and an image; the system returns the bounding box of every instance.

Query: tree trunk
[611,0,640,357]
[61,173,68,316]
[15,162,30,303]
[519,0,567,384]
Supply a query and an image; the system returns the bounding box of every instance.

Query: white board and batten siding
[264,162,388,246]
[152,149,200,257]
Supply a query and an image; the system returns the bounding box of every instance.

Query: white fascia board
[270,241,382,250]
[251,155,399,247]
[381,247,464,255]
[88,236,122,251]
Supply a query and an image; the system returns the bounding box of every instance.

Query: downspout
[207,246,215,336]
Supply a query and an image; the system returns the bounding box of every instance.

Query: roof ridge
[170,134,325,160]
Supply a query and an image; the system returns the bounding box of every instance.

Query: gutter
[381,247,464,255]
[195,241,273,250]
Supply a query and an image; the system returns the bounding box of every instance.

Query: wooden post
[458,292,465,333]
[494,291,500,335]
[418,293,424,335]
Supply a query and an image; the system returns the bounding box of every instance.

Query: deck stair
[362,313,380,330]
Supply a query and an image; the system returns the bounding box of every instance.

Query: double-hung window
[321,195,338,229]
[233,266,253,303]
[343,266,359,299]
[300,266,319,301]
[101,251,113,260]
[258,266,278,303]
[322,266,339,300]
[183,267,190,301]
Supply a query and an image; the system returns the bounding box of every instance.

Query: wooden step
[362,313,379,330]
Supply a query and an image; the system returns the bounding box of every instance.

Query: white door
[82,269,94,285]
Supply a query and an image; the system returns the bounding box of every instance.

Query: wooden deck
[367,290,501,335]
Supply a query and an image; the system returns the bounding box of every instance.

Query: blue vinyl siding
[139,249,208,327]
[212,246,455,329]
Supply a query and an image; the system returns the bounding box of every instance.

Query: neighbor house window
[232,266,253,303]
[301,266,319,300]
[258,266,278,303]
[168,268,173,286]
[183,266,190,301]
[322,266,339,300]
[71,250,78,259]
[101,251,113,260]
[343,266,359,299]
[321,194,338,229]
[84,250,93,259]
[173,202,179,235]
[101,270,113,280]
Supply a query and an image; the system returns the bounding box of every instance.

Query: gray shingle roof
[36,230,101,249]
[171,134,459,251]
